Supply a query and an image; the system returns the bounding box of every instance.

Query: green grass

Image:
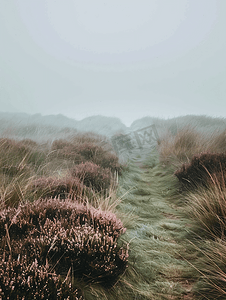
[114,151,195,299]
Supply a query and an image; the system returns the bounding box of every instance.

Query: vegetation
[174,152,226,189]
[1,114,226,299]
[158,124,226,299]
[0,132,131,299]
[0,198,128,298]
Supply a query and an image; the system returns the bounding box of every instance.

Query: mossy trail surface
[118,151,195,299]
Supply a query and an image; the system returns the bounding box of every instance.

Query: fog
[0,0,226,127]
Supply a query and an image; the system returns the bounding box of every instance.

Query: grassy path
[117,151,196,299]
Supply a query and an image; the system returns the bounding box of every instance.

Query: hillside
[1,112,226,142]
[0,112,128,141]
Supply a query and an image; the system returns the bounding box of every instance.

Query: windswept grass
[185,182,226,238]
[158,126,226,170]
[192,238,226,299]
[160,124,226,299]
[158,126,205,168]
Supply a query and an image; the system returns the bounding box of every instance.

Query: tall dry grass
[159,124,226,298]
[158,126,226,170]
[186,182,226,238]
[190,238,226,299]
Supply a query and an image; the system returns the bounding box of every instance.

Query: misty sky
[0,0,226,126]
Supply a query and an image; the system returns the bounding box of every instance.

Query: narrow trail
[118,151,195,299]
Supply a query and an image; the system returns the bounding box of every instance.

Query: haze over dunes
[1,111,226,140]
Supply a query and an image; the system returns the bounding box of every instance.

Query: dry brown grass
[158,126,226,169]
[186,181,226,238]
[158,126,205,168]
[157,123,226,299]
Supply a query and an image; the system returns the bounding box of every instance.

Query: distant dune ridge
[0,111,226,141]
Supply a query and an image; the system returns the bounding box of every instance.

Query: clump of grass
[174,152,226,190]
[185,181,226,238]
[0,198,128,298]
[191,238,226,300]
[158,126,204,167]
[208,129,226,153]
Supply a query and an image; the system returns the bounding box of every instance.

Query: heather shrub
[50,139,83,163]
[74,142,121,173]
[71,162,112,192]
[74,142,103,161]
[70,132,107,144]
[0,198,128,296]
[51,136,121,173]
[52,139,73,150]
[95,151,121,173]
[29,176,86,200]
[0,257,83,299]
[174,152,226,189]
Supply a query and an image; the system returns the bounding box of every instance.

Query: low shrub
[0,198,128,298]
[71,162,112,192]
[70,132,107,145]
[74,142,121,173]
[30,176,86,200]
[174,152,226,189]
[50,139,83,163]
[0,257,83,299]
[50,138,121,173]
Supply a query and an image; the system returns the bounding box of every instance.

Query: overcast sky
[0,0,225,126]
